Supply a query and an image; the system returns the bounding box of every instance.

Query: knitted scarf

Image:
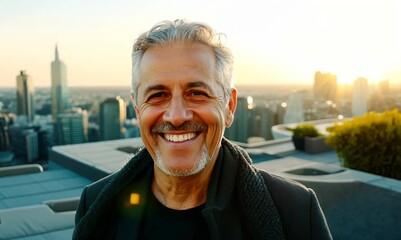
[223,138,285,239]
[73,138,285,240]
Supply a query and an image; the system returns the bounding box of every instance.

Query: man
[73,19,332,240]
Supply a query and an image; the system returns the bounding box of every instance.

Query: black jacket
[73,138,332,240]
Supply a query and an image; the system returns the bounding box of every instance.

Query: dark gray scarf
[223,138,285,239]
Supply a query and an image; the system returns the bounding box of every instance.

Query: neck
[151,162,215,210]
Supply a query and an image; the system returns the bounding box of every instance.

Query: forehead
[138,42,216,86]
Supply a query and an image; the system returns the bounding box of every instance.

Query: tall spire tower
[16,70,35,122]
[55,45,59,60]
[51,45,69,122]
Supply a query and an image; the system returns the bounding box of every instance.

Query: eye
[146,92,168,102]
[190,90,208,97]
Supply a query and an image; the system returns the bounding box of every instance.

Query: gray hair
[131,19,234,105]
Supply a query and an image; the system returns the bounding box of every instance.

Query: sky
[1,0,400,88]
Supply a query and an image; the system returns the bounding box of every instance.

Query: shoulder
[81,149,152,206]
[259,170,312,203]
[258,170,332,240]
[83,173,116,204]
[75,172,116,222]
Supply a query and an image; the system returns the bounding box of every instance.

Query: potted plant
[291,124,331,153]
[326,109,401,180]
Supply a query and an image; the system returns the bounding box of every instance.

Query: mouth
[162,132,198,143]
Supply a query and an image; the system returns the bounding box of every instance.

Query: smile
[164,133,197,142]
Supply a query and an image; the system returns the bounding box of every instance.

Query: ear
[225,88,237,128]
[131,95,141,126]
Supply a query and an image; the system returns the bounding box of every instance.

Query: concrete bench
[0,164,43,177]
[0,198,79,239]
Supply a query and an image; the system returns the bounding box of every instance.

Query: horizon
[1,0,400,88]
[2,81,401,90]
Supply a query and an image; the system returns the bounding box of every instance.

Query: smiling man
[73,20,332,240]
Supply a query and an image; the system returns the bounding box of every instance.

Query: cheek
[137,104,162,127]
[136,105,163,158]
[201,102,227,154]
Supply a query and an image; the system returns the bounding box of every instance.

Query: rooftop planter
[290,124,331,154]
[326,109,401,180]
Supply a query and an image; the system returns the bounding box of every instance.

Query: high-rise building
[284,90,306,124]
[313,71,337,101]
[352,78,368,117]
[249,105,275,141]
[0,116,10,151]
[126,103,136,119]
[25,129,39,162]
[100,96,126,140]
[56,108,88,145]
[8,126,39,162]
[51,45,69,122]
[16,71,35,121]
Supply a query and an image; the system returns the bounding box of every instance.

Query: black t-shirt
[139,188,210,240]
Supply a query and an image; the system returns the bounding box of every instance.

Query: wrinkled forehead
[142,43,214,68]
[137,43,217,86]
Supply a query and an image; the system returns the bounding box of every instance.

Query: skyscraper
[313,71,337,101]
[51,45,69,122]
[16,70,35,121]
[249,105,275,141]
[56,108,88,145]
[100,96,126,140]
[284,90,306,123]
[0,116,10,151]
[8,126,39,162]
[352,77,368,117]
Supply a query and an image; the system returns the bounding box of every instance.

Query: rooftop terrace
[1,136,401,239]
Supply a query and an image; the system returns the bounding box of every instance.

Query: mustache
[151,121,208,134]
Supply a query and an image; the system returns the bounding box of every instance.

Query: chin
[155,144,211,177]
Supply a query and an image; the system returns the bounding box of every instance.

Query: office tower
[25,129,39,162]
[38,127,53,160]
[100,96,126,140]
[313,71,337,101]
[352,78,368,117]
[8,126,39,162]
[0,116,9,151]
[51,45,69,122]
[56,108,88,145]
[276,102,287,124]
[16,71,35,121]
[284,90,306,124]
[224,96,249,143]
[248,105,275,141]
[126,103,136,119]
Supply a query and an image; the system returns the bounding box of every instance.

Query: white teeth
[164,133,196,142]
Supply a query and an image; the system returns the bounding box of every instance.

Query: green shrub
[326,109,401,180]
[291,124,320,137]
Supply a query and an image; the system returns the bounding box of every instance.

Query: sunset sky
[1,0,400,88]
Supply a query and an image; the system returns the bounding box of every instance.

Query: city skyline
[1,0,400,88]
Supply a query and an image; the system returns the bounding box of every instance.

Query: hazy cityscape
[1,46,401,167]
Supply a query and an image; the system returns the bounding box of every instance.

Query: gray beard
[154,143,211,177]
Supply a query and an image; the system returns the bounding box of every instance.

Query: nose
[163,96,193,126]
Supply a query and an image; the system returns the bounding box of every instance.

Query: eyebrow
[144,81,212,96]
[144,84,167,96]
[187,81,212,92]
